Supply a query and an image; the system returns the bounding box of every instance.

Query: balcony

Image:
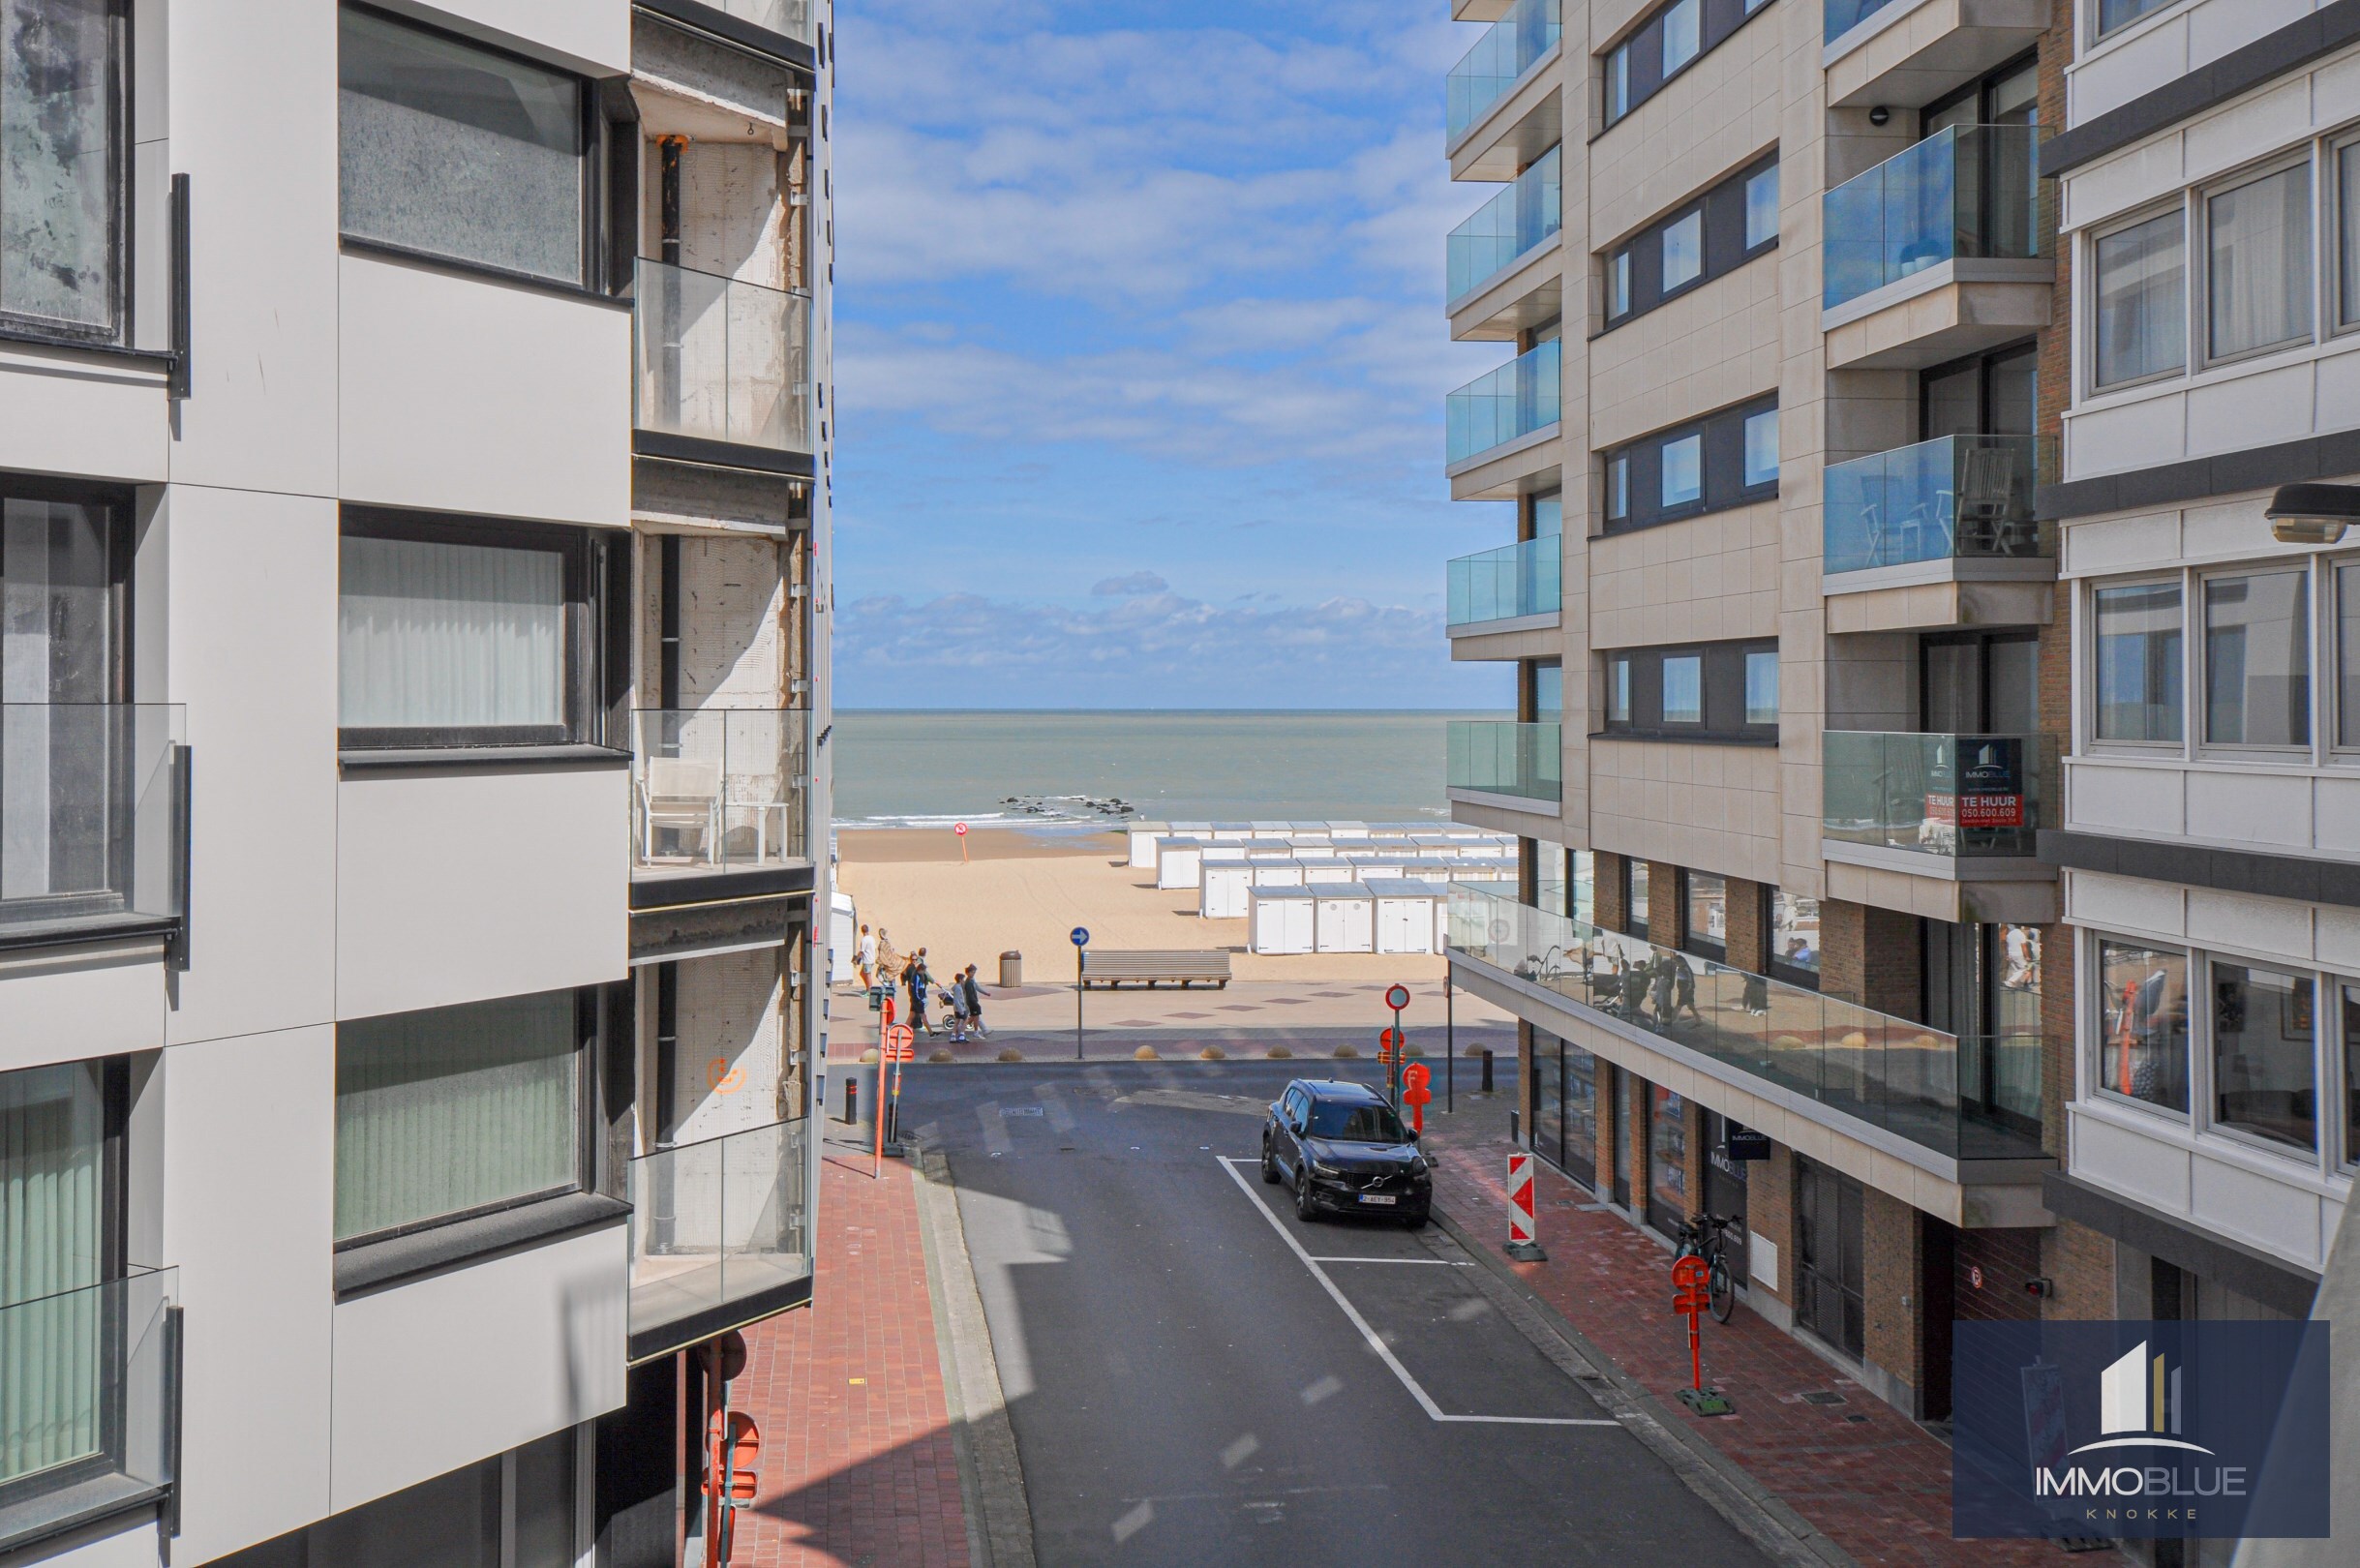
[1446,719,1560,806]
[1447,0,1559,143]
[633,258,813,474]
[701,0,816,47]
[0,1269,180,1548]
[1825,0,2050,111]
[630,708,808,881]
[1447,886,2044,1161]
[1820,435,2055,630]
[627,1119,811,1362]
[1821,127,2050,368]
[1823,731,2054,866]
[1448,146,1561,333]
[1,705,188,950]
[1447,538,1561,631]
[1447,339,1560,472]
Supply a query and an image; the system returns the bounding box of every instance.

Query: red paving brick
[1426,1127,2078,1568]
[731,1145,972,1568]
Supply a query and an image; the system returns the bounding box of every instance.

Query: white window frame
[2331,130,2360,339]
[2083,928,2195,1125]
[2194,150,2320,375]
[2083,573,2190,756]
[2194,561,2314,759]
[2084,198,2192,398]
[2199,951,2329,1165]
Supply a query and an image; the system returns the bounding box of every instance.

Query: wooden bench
[1080,950,1233,990]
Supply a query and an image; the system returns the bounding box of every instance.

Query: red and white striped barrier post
[1505,1152,1546,1261]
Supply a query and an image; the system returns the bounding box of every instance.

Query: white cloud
[1092,570,1168,596]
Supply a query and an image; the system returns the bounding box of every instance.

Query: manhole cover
[1800,1391,1847,1406]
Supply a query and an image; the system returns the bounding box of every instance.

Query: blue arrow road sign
[1071,926,1090,947]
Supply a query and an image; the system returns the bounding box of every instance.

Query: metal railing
[1446,719,1561,802]
[629,709,808,871]
[627,1120,809,1361]
[1822,731,2056,860]
[0,1268,179,1509]
[1448,146,1561,304]
[710,0,816,45]
[1823,435,2048,574]
[1447,339,1561,467]
[1448,0,1561,140]
[1822,125,2045,311]
[1447,887,2043,1160]
[1447,538,1562,627]
[634,258,813,456]
[0,705,187,938]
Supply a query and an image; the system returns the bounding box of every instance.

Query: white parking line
[1305,1256,1463,1265]
[1215,1158,1620,1429]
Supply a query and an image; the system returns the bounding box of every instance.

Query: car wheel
[1294,1169,1317,1222]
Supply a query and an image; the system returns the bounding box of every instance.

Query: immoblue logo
[1953,1321,2329,1541]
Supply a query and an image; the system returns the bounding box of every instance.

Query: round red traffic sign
[954,822,967,836]
[1385,983,1411,1011]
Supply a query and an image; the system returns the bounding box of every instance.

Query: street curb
[912,1144,1039,1568]
[1429,1202,1861,1568]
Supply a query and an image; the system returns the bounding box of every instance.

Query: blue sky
[830,0,1515,709]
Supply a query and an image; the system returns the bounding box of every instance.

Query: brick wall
[1725,875,1768,973]
[1649,860,1683,947]
[1597,851,1630,933]
[1955,1227,2044,1324]
[1821,898,1922,1017]
[1863,1187,1924,1411]
[2042,1218,2119,1322]
[1749,1142,1794,1307]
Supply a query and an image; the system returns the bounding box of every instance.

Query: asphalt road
[898,1061,1774,1568]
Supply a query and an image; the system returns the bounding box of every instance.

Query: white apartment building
[2038,0,2360,1373]
[0,3,833,1566]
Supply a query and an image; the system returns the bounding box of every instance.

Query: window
[2202,568,2308,747]
[1660,0,1699,75]
[2339,140,2360,332]
[1744,648,1778,724]
[1534,660,1563,722]
[2207,163,2313,363]
[1648,1084,1687,1238]
[2097,938,2190,1114]
[1770,889,1819,986]
[1603,154,1779,329]
[1742,407,1778,488]
[2094,211,2186,389]
[335,989,587,1244]
[1659,434,1703,509]
[2098,0,2180,37]
[309,1428,582,1568]
[1744,165,1778,250]
[0,0,124,343]
[1533,491,1564,537]
[1597,639,1779,741]
[338,511,612,750]
[1626,859,1649,940]
[1683,871,1726,961]
[339,4,591,286]
[2092,581,2183,743]
[2338,564,2360,747]
[1606,44,1630,123]
[2344,985,2360,1170]
[1600,395,1778,534]
[2212,961,2316,1153]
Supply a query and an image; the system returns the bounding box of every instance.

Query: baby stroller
[944,980,971,1043]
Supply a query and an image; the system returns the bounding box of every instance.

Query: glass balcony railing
[634,258,813,457]
[1448,146,1561,303]
[0,1268,180,1522]
[628,1119,810,1362]
[1447,0,1561,141]
[1823,435,2050,574]
[1,705,187,941]
[1822,125,2045,311]
[1447,339,1561,466]
[630,709,809,873]
[1448,538,1562,627]
[1447,719,1561,802]
[1447,886,2043,1161]
[1823,731,2056,860]
[711,0,816,45]
[1825,0,1905,42]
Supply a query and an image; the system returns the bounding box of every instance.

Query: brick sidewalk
[1426,1127,2087,1568]
[731,1140,972,1568]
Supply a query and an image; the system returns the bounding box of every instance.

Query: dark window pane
[2096,940,2190,1114]
[2212,962,2316,1152]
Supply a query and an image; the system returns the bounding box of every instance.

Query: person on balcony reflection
[1618,957,1648,1021]
[1741,969,1770,1016]
[961,965,989,1039]
[1670,953,1700,1023]
[1649,955,1676,1023]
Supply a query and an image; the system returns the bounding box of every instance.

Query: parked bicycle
[1672,1212,1741,1323]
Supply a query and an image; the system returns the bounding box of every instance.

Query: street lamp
[2266,483,2360,545]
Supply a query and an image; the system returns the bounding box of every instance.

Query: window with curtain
[338,4,590,285]
[339,522,574,745]
[2093,581,2184,743]
[2207,164,2312,362]
[0,1060,108,1492]
[2094,211,2185,388]
[335,989,583,1243]
[2203,568,2309,747]
[0,0,123,342]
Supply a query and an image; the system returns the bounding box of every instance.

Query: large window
[2201,568,2308,748]
[1602,0,1772,131]
[1599,639,1779,742]
[2093,211,2186,389]
[2092,581,2183,743]
[1603,154,1779,330]
[2206,163,2312,364]
[309,1429,581,1568]
[1770,888,1819,987]
[338,4,592,286]
[338,512,607,750]
[2096,939,2190,1115]
[0,0,124,344]
[1599,395,1779,535]
[335,989,587,1245]
[1682,871,1725,961]
[2211,961,2316,1153]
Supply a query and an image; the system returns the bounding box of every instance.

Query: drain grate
[1845,1414,1871,1424]
[1800,1391,1848,1406]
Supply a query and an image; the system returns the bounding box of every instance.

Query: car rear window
[1308,1101,1404,1142]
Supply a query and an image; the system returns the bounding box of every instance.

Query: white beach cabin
[1156,836,1205,890]
[1313,884,1377,953]
[1249,887,1316,954]
[1375,882,1443,955]
[1199,860,1254,920]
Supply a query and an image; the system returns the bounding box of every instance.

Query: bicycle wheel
[1709,1254,1735,1323]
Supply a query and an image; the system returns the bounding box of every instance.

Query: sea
[831,710,1504,828]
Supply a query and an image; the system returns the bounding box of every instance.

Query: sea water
[832,710,1503,826]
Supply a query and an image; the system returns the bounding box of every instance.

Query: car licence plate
[1357,1194,1397,1206]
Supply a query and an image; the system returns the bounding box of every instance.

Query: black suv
[1260,1079,1431,1226]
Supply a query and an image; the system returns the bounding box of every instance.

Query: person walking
[875,928,900,992]
[961,964,988,1039]
[905,952,931,1035]
[856,923,877,990]
[946,974,972,1042]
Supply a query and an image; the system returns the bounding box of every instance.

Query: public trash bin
[1000,950,1022,987]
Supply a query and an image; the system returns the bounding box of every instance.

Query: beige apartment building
[1440,0,2076,1420]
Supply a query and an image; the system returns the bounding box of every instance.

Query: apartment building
[1441,0,2073,1421]
[0,3,832,1566]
